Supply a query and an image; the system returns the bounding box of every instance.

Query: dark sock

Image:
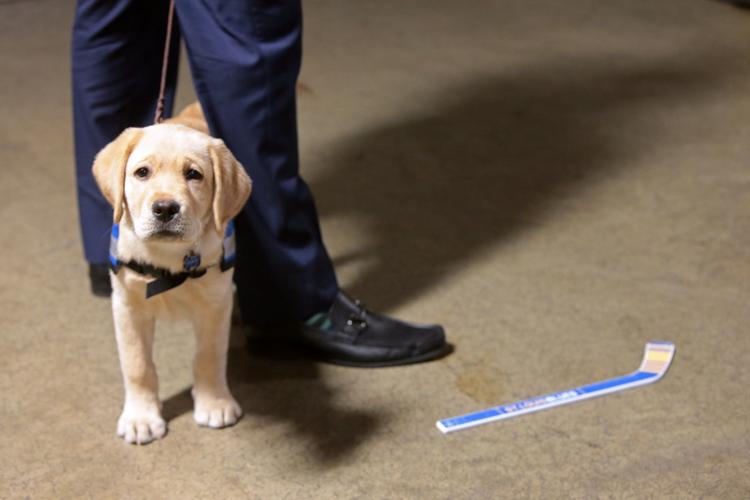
[305,311,333,331]
[89,263,112,297]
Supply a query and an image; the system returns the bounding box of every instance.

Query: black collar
[116,259,209,298]
[109,221,237,299]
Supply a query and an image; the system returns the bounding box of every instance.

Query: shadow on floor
[164,46,732,465]
[309,49,733,312]
[161,325,386,466]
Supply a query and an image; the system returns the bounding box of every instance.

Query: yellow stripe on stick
[646,351,671,362]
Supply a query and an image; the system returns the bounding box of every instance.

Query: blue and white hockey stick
[437,341,675,434]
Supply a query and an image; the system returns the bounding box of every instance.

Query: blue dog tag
[183,253,201,271]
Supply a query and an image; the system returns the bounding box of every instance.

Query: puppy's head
[92,124,252,243]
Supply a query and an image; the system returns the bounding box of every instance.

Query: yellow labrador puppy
[93,105,251,444]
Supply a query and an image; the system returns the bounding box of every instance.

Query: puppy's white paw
[117,408,166,445]
[193,393,243,429]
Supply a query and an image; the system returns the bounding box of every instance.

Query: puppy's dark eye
[134,166,150,179]
[185,169,203,181]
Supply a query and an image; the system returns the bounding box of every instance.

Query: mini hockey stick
[437,341,675,434]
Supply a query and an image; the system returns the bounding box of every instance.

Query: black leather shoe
[249,292,450,367]
[89,263,112,297]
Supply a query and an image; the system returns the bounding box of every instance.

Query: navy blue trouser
[72,0,338,326]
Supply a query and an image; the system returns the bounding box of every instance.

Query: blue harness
[109,220,237,299]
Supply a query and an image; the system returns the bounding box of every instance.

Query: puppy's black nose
[152,200,180,222]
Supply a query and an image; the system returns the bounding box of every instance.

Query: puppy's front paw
[117,408,166,445]
[193,391,243,429]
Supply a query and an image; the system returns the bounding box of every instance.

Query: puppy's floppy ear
[92,127,143,223]
[209,139,252,233]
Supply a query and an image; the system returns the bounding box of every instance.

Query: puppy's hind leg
[113,302,166,444]
[191,298,242,429]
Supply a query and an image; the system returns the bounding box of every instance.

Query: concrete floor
[2,0,749,498]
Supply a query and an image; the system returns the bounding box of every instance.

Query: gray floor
[2,0,749,498]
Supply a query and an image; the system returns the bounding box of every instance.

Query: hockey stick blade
[437,341,675,434]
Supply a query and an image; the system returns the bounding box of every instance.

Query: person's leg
[175,0,338,327]
[72,0,180,293]
[175,0,447,365]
